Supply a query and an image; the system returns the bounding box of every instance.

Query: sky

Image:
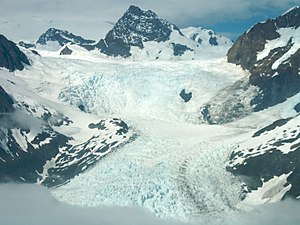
[1,184,300,225]
[0,0,298,41]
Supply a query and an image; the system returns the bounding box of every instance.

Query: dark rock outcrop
[180,89,192,102]
[0,35,30,71]
[0,86,14,113]
[94,5,183,57]
[60,46,73,55]
[172,43,193,56]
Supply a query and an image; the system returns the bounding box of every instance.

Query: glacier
[8,45,297,222]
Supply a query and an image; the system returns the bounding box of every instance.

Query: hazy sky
[0,0,298,41]
[1,184,300,225]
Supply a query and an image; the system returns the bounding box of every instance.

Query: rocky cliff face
[0,35,30,71]
[227,6,300,111]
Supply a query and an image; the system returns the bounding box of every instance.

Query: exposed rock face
[37,28,95,47]
[95,5,183,57]
[227,6,300,111]
[0,86,14,113]
[172,43,193,56]
[227,116,300,201]
[0,35,30,71]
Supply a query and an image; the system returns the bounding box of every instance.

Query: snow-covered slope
[0,57,132,187]
[25,6,233,60]
[227,114,300,205]
[181,27,233,47]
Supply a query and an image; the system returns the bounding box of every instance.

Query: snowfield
[8,47,293,222]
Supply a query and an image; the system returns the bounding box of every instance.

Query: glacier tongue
[52,117,246,222]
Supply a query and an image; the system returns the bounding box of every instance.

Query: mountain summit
[93,5,231,59]
[95,5,184,57]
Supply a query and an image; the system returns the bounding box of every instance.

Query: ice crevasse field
[9,47,299,224]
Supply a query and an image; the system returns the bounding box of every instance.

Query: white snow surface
[2,48,295,222]
[127,28,231,60]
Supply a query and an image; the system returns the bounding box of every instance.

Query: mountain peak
[37,28,95,49]
[125,5,157,18]
[95,5,183,57]
[278,5,300,29]
[282,6,300,16]
[126,5,144,14]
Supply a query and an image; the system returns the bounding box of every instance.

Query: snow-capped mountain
[94,5,184,57]
[0,35,30,71]
[90,5,232,59]
[200,6,300,124]
[31,6,232,60]
[228,6,300,111]
[181,27,233,47]
[36,28,96,50]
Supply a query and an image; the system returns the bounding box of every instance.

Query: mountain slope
[0,35,30,71]
[227,6,300,111]
[200,6,300,124]
[227,115,300,204]
[0,69,132,187]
